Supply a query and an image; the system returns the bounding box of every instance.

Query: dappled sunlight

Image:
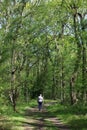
[21,102,70,130]
[0,0,87,129]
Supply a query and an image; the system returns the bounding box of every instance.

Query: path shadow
[24,107,54,118]
[22,105,70,130]
[22,120,70,130]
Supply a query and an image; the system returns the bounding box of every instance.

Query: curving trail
[23,102,70,130]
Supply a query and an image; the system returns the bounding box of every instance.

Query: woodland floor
[23,102,70,130]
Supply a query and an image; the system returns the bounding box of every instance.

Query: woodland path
[23,101,70,130]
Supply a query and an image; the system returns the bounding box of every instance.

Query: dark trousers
[38,102,42,111]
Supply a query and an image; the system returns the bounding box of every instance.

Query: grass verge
[47,102,87,130]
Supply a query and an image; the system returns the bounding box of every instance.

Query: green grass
[0,100,87,130]
[0,100,37,130]
[47,103,87,130]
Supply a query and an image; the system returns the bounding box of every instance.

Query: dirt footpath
[23,102,70,130]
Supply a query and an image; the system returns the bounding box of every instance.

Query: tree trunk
[81,42,86,101]
[60,55,65,103]
[70,73,77,105]
[10,41,17,111]
[69,12,81,105]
